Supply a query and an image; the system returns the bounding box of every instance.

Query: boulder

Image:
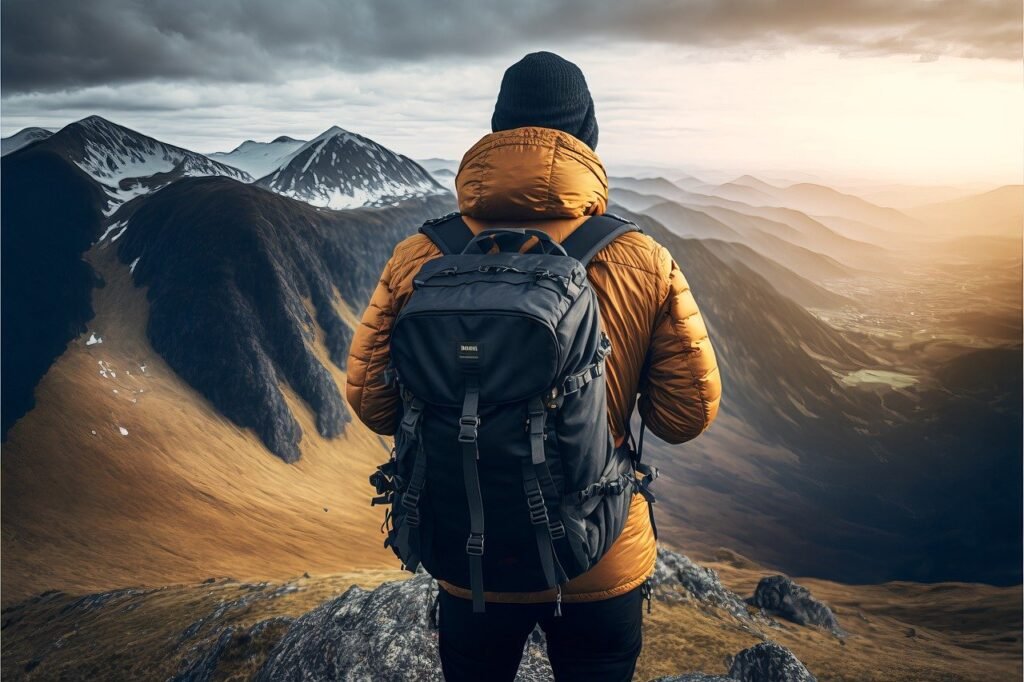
[748,576,841,634]
[653,641,816,682]
[651,547,758,622]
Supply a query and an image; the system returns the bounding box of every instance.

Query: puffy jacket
[346,126,721,602]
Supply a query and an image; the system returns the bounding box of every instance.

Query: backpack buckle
[466,533,485,556]
[549,520,566,540]
[458,415,480,443]
[402,488,421,511]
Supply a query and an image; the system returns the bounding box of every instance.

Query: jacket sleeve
[345,255,402,435]
[637,245,722,444]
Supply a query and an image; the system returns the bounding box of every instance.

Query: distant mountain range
[208,135,307,178]
[0,117,1020,605]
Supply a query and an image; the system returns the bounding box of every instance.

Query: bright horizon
[2,3,1021,187]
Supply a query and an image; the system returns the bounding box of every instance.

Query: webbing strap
[560,214,641,266]
[460,374,486,612]
[395,398,426,571]
[523,459,558,590]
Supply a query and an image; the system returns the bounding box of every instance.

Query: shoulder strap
[419,212,474,255]
[419,212,640,263]
[560,214,641,266]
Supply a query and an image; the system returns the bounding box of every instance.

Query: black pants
[437,586,643,681]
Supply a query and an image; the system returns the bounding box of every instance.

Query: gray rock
[748,576,841,634]
[652,641,816,682]
[728,642,817,681]
[651,547,757,622]
[255,573,552,681]
[256,547,779,681]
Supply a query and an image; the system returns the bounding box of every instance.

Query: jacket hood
[455,127,608,221]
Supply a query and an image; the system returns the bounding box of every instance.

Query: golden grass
[2,244,397,604]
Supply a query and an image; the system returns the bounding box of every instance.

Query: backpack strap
[421,212,639,261]
[419,212,474,255]
[560,213,641,266]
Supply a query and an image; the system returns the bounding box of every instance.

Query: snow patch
[86,333,103,345]
[118,426,129,436]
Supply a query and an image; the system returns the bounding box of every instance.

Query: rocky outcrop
[254,573,552,681]
[653,642,817,682]
[254,548,794,681]
[651,547,761,623]
[748,575,841,635]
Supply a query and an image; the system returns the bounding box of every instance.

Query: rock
[653,641,816,682]
[255,574,552,681]
[651,547,757,622]
[728,642,817,681]
[748,576,841,634]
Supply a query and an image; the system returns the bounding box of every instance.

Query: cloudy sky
[2,0,1021,185]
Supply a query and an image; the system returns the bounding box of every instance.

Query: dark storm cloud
[3,0,1020,93]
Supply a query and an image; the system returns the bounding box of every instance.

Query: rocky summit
[250,548,808,681]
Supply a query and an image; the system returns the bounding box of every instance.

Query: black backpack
[370,212,658,613]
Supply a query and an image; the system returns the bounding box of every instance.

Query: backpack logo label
[457,341,482,362]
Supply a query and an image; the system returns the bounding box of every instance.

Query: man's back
[346,126,721,603]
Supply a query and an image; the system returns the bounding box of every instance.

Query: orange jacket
[346,127,721,602]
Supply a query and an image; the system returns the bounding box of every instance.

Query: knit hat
[491,52,598,151]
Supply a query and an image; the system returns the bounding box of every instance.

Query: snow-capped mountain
[256,126,447,209]
[208,135,307,179]
[1,127,55,156]
[41,116,251,212]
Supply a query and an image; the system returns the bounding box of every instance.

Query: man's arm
[345,256,402,435]
[637,245,722,444]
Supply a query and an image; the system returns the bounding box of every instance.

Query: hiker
[347,51,721,682]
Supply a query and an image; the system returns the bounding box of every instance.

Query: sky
[2,0,1021,186]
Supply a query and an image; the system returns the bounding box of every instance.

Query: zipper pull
[554,585,563,617]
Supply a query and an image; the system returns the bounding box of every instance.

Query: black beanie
[491,52,598,151]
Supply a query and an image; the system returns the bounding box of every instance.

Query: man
[347,51,721,681]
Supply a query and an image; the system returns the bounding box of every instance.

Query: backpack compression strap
[419,212,640,262]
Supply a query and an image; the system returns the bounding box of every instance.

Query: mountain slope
[257,126,447,209]
[115,177,452,462]
[208,135,307,178]
[1,126,54,155]
[1,143,108,435]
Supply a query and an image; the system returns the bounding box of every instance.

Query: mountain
[2,173,454,598]
[34,116,251,212]
[207,135,307,178]
[0,116,257,434]
[257,126,447,209]
[1,126,54,155]
[1,138,109,434]
[610,178,892,271]
[114,177,453,462]
[749,181,922,233]
[907,185,1024,238]
[612,192,858,281]
[699,239,857,310]
[415,157,459,175]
